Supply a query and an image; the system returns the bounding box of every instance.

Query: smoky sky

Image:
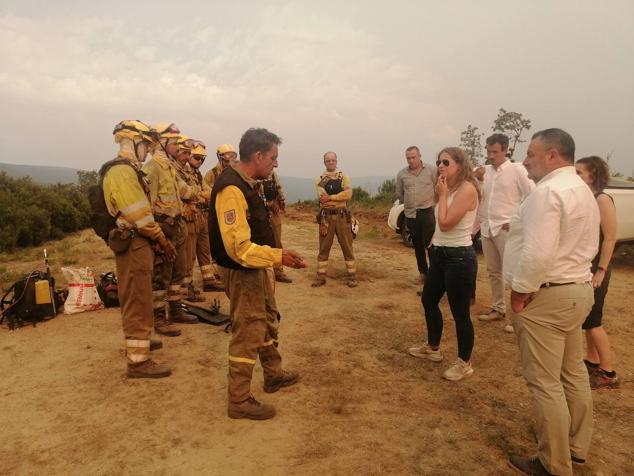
[0,0,632,178]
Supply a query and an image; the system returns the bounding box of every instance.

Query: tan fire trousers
[318,211,355,276]
[113,236,154,363]
[511,283,594,476]
[152,220,187,308]
[195,211,215,281]
[182,220,197,292]
[223,267,283,403]
[270,211,285,275]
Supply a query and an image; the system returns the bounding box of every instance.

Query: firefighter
[260,172,292,283]
[202,143,238,285]
[171,135,203,302]
[103,120,176,378]
[209,128,306,420]
[142,123,196,337]
[188,140,223,296]
[313,151,357,287]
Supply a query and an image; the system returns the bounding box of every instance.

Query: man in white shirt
[478,134,534,332]
[504,128,599,476]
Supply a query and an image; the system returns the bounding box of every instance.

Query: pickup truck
[387,179,634,246]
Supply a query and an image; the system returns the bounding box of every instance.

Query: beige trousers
[113,236,154,363]
[223,267,283,403]
[481,230,508,313]
[318,212,355,276]
[511,283,594,476]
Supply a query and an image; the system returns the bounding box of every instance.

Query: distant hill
[0,162,80,184]
[0,162,392,204]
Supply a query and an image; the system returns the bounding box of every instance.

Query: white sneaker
[478,309,505,321]
[408,344,443,362]
[504,324,514,333]
[443,359,474,381]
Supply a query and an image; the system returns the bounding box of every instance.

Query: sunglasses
[436,159,450,167]
[192,155,206,162]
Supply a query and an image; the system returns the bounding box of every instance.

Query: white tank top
[432,189,478,247]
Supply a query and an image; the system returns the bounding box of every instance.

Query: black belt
[540,282,576,288]
[322,208,347,215]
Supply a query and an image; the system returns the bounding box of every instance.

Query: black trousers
[422,245,477,361]
[406,207,436,275]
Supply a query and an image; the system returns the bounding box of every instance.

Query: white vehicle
[387,180,634,246]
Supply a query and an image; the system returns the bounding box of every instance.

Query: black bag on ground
[0,272,58,329]
[96,272,119,308]
[180,300,230,326]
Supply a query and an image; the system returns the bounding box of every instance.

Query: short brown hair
[406,146,420,154]
[486,133,509,150]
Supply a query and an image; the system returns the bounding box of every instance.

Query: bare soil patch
[1,209,633,475]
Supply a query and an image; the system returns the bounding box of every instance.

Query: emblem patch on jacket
[224,209,236,225]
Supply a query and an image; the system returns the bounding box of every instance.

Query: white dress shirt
[479,160,534,238]
[504,166,599,293]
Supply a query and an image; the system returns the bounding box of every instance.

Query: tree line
[0,170,98,252]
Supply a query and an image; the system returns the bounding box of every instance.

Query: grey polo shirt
[396,163,437,218]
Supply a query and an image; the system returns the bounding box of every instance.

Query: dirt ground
[2,209,633,476]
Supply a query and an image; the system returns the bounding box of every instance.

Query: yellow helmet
[191,139,207,157]
[216,143,236,155]
[113,120,153,143]
[151,122,181,141]
[175,135,197,155]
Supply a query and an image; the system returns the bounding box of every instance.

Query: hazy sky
[1,0,632,178]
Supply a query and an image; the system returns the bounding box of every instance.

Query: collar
[152,149,173,170]
[537,165,575,185]
[322,169,342,178]
[115,153,140,169]
[234,163,258,189]
[494,159,511,172]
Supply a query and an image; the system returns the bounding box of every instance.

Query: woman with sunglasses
[408,147,480,381]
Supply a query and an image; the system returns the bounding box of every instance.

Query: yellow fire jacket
[203,163,223,192]
[215,166,282,268]
[315,170,352,209]
[142,150,185,218]
[102,154,164,241]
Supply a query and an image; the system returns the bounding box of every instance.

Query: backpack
[88,159,146,243]
[0,271,59,329]
[96,272,119,308]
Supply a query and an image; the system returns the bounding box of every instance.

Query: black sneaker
[508,455,553,476]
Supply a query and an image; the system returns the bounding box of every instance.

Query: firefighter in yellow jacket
[172,135,202,302]
[261,172,292,283]
[103,120,177,378]
[187,140,223,296]
[202,143,238,284]
[209,128,306,420]
[313,151,357,288]
[142,123,196,337]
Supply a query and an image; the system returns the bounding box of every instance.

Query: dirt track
[2,212,633,475]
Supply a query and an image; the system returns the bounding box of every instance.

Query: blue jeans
[422,245,477,361]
